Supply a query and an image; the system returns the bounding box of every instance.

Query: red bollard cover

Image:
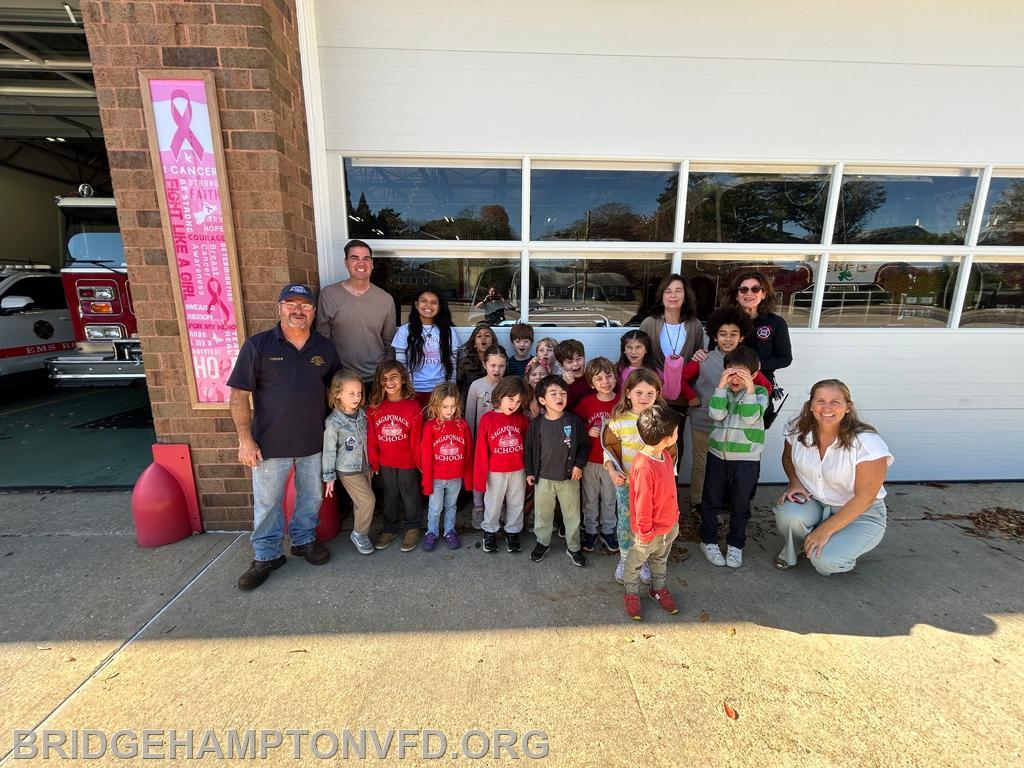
[130,462,194,548]
[282,467,341,543]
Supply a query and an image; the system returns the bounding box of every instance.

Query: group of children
[322,312,771,620]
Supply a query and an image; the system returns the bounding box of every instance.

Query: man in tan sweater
[316,239,397,384]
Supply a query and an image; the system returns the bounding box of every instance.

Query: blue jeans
[427,478,462,536]
[251,453,322,561]
[773,496,886,574]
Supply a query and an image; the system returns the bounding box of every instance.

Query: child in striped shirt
[699,346,769,569]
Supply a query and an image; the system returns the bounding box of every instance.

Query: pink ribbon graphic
[206,277,231,324]
[169,89,205,160]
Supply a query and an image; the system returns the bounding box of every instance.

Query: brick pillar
[82,0,318,529]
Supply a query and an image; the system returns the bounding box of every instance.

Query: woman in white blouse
[773,379,893,574]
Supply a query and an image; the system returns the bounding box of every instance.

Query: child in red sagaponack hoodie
[367,360,423,553]
[473,376,530,555]
[419,382,473,553]
[623,405,683,622]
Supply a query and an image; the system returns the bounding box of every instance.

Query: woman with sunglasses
[725,271,792,426]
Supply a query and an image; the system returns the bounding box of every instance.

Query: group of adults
[227,240,892,591]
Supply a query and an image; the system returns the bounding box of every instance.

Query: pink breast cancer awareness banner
[147,78,240,405]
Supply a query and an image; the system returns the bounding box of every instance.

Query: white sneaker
[614,559,625,584]
[701,542,726,567]
[725,545,743,568]
[639,561,652,584]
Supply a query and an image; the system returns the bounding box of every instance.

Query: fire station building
[79,0,1023,527]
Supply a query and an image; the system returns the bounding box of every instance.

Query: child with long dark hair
[367,360,424,553]
[616,329,657,389]
[392,287,461,408]
[456,323,498,398]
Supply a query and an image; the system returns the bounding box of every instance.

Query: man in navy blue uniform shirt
[228,283,340,590]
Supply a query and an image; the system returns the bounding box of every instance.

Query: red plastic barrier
[130,443,203,548]
[282,467,340,543]
[130,462,194,547]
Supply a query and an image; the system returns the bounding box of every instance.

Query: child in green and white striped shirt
[699,346,769,569]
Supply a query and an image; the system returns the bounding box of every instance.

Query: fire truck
[45,187,145,385]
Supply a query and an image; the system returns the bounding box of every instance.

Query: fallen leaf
[104,672,119,681]
[698,612,709,623]
[727,627,736,636]
[724,702,738,720]
[287,648,308,654]
[641,633,654,639]
[67,657,76,662]
[36,645,51,650]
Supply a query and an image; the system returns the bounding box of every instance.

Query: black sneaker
[483,532,498,553]
[581,532,598,552]
[530,543,549,562]
[290,541,330,565]
[599,531,620,553]
[506,532,521,553]
[567,549,587,567]
[237,555,286,590]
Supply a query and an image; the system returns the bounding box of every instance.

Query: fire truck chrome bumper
[46,354,145,385]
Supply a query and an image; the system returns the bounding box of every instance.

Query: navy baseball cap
[278,283,314,302]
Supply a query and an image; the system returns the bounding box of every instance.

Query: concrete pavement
[0,484,1022,766]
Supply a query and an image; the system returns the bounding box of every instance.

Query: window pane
[978,178,1024,246]
[817,260,959,327]
[372,252,521,327]
[531,170,677,242]
[344,161,521,240]
[681,257,815,328]
[832,175,974,245]
[526,253,673,327]
[685,173,829,244]
[960,262,1024,327]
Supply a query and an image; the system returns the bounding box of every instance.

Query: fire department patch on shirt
[310,355,326,367]
[756,325,772,340]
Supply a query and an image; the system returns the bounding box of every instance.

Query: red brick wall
[82,0,318,528]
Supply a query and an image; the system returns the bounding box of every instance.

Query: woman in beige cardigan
[639,274,706,479]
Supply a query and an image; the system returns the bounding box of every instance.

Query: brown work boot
[237,555,286,590]
[401,528,422,552]
[290,541,330,565]
[374,531,396,550]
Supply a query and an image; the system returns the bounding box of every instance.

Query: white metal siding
[314,1,1024,163]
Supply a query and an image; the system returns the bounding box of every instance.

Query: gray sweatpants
[773,497,886,575]
[483,471,526,534]
[624,523,678,595]
[581,461,616,535]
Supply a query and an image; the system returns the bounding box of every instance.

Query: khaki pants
[624,523,678,594]
[338,471,375,536]
[533,478,582,550]
[689,428,709,508]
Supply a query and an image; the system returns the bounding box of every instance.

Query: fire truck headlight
[91,286,115,301]
[85,325,124,340]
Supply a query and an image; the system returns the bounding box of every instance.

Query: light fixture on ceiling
[63,3,78,25]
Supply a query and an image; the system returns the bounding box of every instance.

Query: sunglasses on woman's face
[737,286,763,294]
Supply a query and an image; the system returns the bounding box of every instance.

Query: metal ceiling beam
[0,33,93,92]
[0,24,86,35]
[0,84,94,97]
[0,58,92,71]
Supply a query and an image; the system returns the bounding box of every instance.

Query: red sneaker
[624,593,643,621]
[648,587,679,615]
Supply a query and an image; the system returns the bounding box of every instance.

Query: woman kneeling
[774,379,893,575]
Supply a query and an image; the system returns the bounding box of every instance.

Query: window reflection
[978,178,1024,246]
[685,173,829,244]
[531,170,676,242]
[344,161,521,240]
[371,254,522,326]
[681,259,814,328]
[817,261,959,327]
[960,262,1024,327]
[525,254,672,327]
[833,175,974,245]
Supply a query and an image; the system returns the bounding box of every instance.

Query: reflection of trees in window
[836,178,969,245]
[978,180,1024,246]
[344,164,520,240]
[543,174,677,242]
[685,174,830,243]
